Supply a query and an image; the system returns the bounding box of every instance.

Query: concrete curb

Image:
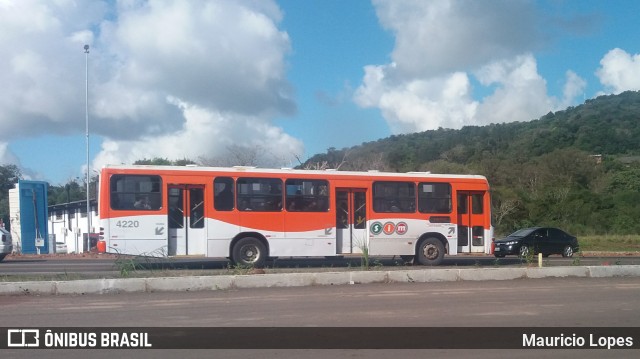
[1,265,639,296]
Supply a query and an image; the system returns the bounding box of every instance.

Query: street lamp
[84,44,91,253]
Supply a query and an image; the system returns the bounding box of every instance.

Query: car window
[510,228,536,237]
[548,228,563,240]
[534,229,547,239]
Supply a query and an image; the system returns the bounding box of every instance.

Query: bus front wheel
[416,237,445,266]
[231,237,267,268]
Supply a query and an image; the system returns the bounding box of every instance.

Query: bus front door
[336,189,367,254]
[168,185,207,256]
[456,191,487,253]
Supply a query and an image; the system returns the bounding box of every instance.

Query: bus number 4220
[116,220,140,228]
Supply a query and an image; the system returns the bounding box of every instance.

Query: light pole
[84,44,91,253]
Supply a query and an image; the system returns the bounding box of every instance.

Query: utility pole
[84,44,91,252]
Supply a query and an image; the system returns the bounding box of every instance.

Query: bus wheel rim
[423,244,438,260]
[242,245,257,262]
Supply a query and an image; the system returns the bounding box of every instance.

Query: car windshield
[508,228,537,237]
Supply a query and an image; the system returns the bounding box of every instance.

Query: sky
[1,0,640,185]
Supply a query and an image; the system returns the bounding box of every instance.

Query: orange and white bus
[97,165,493,266]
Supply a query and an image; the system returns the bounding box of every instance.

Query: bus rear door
[336,188,367,254]
[456,191,487,253]
[168,184,207,256]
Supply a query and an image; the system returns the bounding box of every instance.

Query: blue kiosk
[13,180,50,254]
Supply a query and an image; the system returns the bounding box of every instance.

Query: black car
[493,227,579,258]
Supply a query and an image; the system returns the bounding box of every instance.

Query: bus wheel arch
[230,233,269,268]
[415,233,447,266]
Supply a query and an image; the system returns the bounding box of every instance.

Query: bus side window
[214,177,234,211]
[372,181,415,213]
[110,174,162,211]
[418,182,452,214]
[285,179,329,212]
[236,178,282,212]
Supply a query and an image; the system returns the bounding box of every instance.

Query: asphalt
[1,264,639,296]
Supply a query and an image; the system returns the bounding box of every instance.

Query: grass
[578,235,640,252]
[0,272,114,282]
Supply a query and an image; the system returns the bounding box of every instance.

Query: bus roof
[100,164,488,182]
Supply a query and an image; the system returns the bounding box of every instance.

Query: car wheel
[231,237,267,268]
[518,245,530,258]
[416,237,445,266]
[562,245,574,258]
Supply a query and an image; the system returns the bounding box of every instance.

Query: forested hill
[304,90,640,236]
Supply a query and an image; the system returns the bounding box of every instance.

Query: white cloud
[0,0,302,177]
[0,1,106,138]
[93,100,303,170]
[562,70,587,107]
[0,141,38,180]
[372,0,538,78]
[358,0,586,133]
[0,142,19,166]
[355,65,478,132]
[474,55,555,126]
[99,1,294,121]
[596,48,640,94]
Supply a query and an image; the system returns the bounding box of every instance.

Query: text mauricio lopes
[523,333,633,349]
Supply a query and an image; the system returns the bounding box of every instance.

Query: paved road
[2,277,639,358]
[2,254,639,277]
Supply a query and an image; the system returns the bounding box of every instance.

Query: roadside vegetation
[578,235,640,252]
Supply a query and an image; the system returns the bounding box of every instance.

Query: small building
[7,180,99,254]
[48,199,99,254]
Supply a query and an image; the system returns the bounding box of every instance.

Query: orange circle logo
[383,222,395,235]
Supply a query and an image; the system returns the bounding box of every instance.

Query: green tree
[134,157,173,165]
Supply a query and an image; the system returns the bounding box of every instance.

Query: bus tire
[416,237,444,266]
[232,237,267,268]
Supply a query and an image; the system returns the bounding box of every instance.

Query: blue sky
[1,0,640,185]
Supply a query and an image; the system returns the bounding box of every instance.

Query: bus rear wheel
[416,237,444,266]
[232,237,267,268]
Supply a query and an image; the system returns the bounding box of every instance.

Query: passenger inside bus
[239,198,253,211]
[134,196,151,210]
[215,184,234,210]
[288,190,304,211]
